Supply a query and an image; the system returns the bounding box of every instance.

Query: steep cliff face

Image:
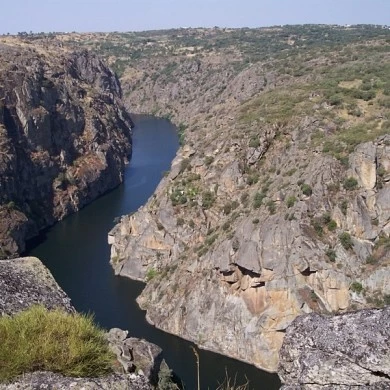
[104,27,390,372]
[278,308,390,389]
[0,37,133,257]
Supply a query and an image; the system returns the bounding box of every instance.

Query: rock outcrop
[106,328,165,386]
[0,36,133,258]
[0,372,153,390]
[0,256,171,389]
[104,26,390,372]
[0,256,74,315]
[278,307,390,389]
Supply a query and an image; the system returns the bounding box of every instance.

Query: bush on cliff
[0,305,114,382]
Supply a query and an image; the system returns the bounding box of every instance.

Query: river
[26,115,281,389]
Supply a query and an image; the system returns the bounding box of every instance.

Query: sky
[1,0,389,34]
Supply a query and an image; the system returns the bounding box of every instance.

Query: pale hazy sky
[1,0,389,34]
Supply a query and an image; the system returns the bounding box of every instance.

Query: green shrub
[374,234,390,250]
[326,248,336,262]
[343,177,358,190]
[146,267,158,281]
[340,199,348,215]
[222,221,231,231]
[286,168,297,177]
[300,183,312,196]
[223,201,239,215]
[202,191,215,209]
[253,192,265,209]
[197,246,208,257]
[170,188,187,206]
[5,201,15,210]
[267,200,276,214]
[327,220,337,231]
[366,255,377,265]
[204,156,214,166]
[180,158,191,173]
[350,281,363,294]
[249,138,260,148]
[286,196,297,208]
[246,174,259,185]
[322,212,332,225]
[223,203,232,215]
[312,220,323,236]
[177,123,187,145]
[339,232,353,250]
[0,306,114,382]
[328,94,343,106]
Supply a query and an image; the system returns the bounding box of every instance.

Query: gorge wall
[102,26,390,372]
[0,36,133,258]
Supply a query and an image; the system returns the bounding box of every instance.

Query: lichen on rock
[278,307,390,389]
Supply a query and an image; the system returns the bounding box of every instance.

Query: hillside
[62,25,389,372]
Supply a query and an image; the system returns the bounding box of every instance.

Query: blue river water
[27,115,281,389]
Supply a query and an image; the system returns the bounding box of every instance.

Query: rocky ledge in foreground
[0,257,171,389]
[0,372,152,390]
[278,307,390,389]
[0,257,74,315]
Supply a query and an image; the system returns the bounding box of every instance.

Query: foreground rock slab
[278,307,390,389]
[0,371,152,390]
[0,257,74,315]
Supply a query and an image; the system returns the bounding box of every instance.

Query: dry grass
[216,371,249,390]
[0,305,114,383]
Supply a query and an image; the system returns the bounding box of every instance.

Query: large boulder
[278,307,390,389]
[106,328,164,386]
